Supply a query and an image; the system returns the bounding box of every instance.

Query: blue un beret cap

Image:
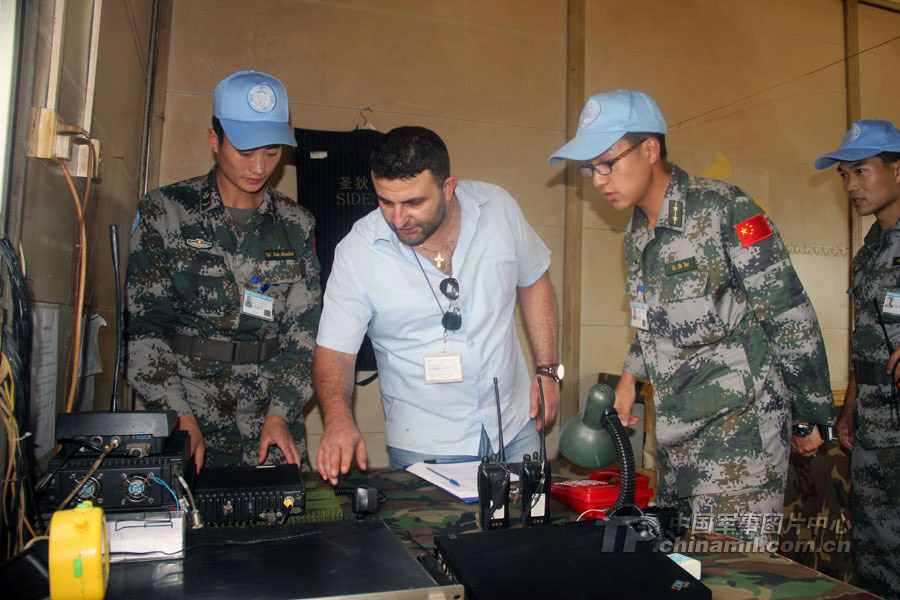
[815,119,900,170]
[549,90,667,164]
[213,69,297,150]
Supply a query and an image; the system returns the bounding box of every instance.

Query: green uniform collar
[862,216,900,257]
[201,166,278,220]
[656,164,688,232]
[630,164,688,233]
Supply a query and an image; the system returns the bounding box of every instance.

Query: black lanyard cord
[411,248,446,318]
[873,299,900,430]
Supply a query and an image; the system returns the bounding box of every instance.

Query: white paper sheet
[407,461,519,503]
[30,306,59,458]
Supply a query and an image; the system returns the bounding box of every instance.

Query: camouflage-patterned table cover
[328,461,879,600]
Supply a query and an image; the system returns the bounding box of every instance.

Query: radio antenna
[493,377,505,463]
[109,225,122,412]
[537,376,547,460]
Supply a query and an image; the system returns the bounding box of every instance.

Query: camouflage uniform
[126,167,321,471]
[622,164,834,543]
[848,219,900,600]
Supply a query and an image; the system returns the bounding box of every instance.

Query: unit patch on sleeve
[734,213,773,248]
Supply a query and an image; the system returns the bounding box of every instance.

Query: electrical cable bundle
[57,136,95,415]
[599,407,636,515]
[0,237,41,560]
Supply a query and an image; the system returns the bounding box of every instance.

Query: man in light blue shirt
[314,126,561,483]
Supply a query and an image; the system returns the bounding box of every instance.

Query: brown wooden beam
[844,0,862,252]
[860,0,900,13]
[561,0,585,425]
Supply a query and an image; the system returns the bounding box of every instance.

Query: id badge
[630,301,649,330]
[884,291,900,316]
[424,353,463,384]
[242,289,275,321]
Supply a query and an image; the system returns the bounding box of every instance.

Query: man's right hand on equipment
[316,414,367,485]
[176,413,206,474]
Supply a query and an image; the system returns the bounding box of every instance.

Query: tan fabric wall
[582,0,847,405]
[157,0,569,469]
[157,0,900,469]
[17,0,155,428]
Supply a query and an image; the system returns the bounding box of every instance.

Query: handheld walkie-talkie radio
[477,377,510,530]
[519,376,551,526]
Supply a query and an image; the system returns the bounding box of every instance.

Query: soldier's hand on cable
[887,346,900,383]
[258,414,301,466]
[316,414,367,486]
[790,426,823,458]
[613,374,640,427]
[530,375,560,431]
[176,413,206,474]
[834,407,853,451]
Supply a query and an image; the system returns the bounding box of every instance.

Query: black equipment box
[55,409,177,456]
[194,464,306,526]
[107,519,461,599]
[433,520,711,600]
[43,430,193,512]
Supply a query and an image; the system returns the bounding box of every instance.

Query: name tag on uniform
[630,301,649,330]
[666,257,697,276]
[424,353,463,384]
[264,249,296,260]
[242,290,275,321]
[884,291,900,315]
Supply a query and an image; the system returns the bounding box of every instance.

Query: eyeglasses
[440,277,461,331]
[578,139,645,178]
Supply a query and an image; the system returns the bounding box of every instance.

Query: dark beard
[388,202,446,246]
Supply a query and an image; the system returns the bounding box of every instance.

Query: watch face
[792,423,813,437]
[537,365,563,381]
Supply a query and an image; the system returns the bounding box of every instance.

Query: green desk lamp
[558,383,637,513]
[558,383,620,469]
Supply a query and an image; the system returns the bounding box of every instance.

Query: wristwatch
[791,422,815,437]
[536,363,564,382]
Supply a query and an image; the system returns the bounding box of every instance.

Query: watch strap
[536,364,561,382]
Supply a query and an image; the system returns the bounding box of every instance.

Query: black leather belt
[854,360,894,386]
[171,334,280,364]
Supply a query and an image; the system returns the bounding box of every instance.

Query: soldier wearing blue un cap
[818,119,900,600]
[213,70,297,150]
[551,90,835,548]
[126,70,321,474]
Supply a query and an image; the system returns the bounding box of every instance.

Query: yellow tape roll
[49,501,109,600]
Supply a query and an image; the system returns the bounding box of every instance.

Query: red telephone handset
[550,468,653,519]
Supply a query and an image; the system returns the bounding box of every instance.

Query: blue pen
[251,276,270,294]
[426,466,460,487]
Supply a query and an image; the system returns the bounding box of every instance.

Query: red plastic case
[550,469,653,519]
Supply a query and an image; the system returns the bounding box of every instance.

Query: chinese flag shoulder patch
[735,213,773,248]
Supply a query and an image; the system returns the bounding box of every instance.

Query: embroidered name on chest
[666,257,697,276]
[264,249,296,260]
